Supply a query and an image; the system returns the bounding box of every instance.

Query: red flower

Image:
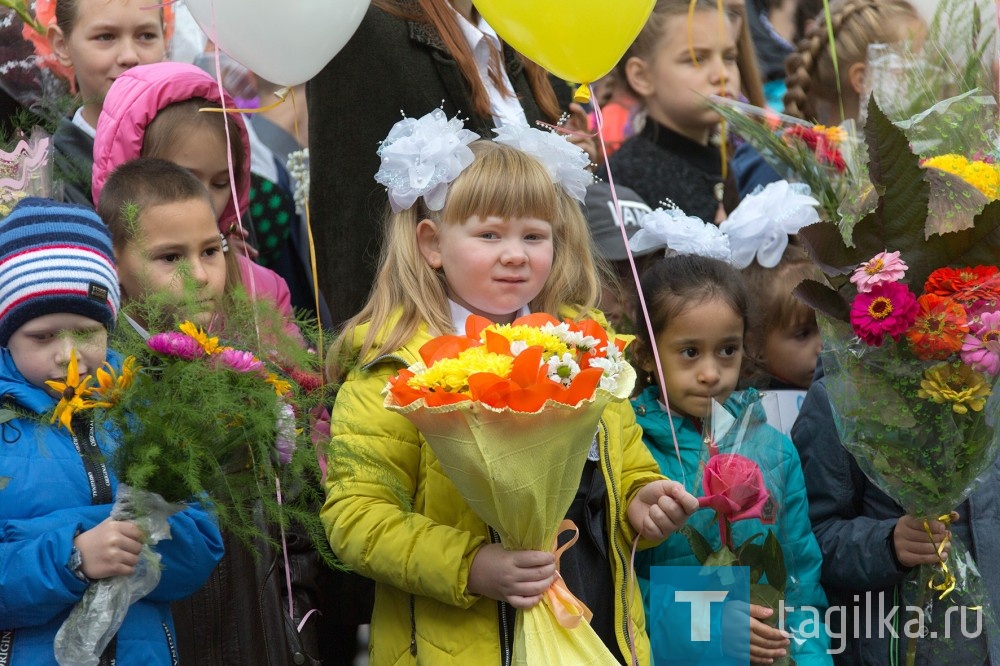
[905,294,969,360]
[925,266,1000,304]
[850,282,920,346]
[698,453,770,549]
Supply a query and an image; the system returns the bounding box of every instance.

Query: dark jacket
[598,120,723,224]
[52,117,95,207]
[307,3,551,326]
[791,377,1000,665]
[171,524,322,666]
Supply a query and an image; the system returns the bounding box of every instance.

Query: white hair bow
[719,181,819,269]
[629,207,732,262]
[492,124,593,203]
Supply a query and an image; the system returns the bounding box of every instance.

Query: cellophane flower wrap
[668,392,816,665]
[794,93,1000,664]
[383,313,635,665]
[50,302,333,665]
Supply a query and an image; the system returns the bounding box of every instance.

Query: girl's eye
[203,247,221,258]
[139,32,160,41]
[95,33,115,42]
[159,253,181,263]
[720,345,739,358]
[479,232,498,240]
[681,348,699,359]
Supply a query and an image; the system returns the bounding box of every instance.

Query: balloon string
[206,8,261,347]
[591,85,686,488]
[200,88,290,115]
[287,88,325,374]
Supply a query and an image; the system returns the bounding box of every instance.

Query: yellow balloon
[475,0,655,89]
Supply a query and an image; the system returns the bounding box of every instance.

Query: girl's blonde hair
[328,140,606,382]
[783,0,921,120]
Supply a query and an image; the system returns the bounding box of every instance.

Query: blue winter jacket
[0,348,224,664]
[633,386,832,664]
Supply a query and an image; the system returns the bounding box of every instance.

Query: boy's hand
[627,480,699,542]
[468,543,556,609]
[893,513,954,568]
[748,605,790,664]
[73,518,145,579]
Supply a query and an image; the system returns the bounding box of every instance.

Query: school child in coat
[323,111,700,665]
[96,157,323,665]
[90,61,297,330]
[599,0,741,223]
[630,251,830,664]
[0,197,223,664]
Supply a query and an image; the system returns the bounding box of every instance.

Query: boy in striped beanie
[0,197,225,664]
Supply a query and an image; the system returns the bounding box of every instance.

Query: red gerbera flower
[850,282,920,346]
[905,294,969,360]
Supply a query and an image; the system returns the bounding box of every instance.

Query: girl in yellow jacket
[323,111,699,665]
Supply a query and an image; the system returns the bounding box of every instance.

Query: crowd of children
[2,0,999,663]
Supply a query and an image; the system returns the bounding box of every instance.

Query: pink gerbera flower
[147,332,205,360]
[961,311,1000,375]
[850,282,919,346]
[850,251,908,293]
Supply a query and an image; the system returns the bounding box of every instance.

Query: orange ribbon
[544,519,594,629]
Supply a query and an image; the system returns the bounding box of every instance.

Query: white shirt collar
[448,299,529,335]
[449,8,528,129]
[71,107,97,139]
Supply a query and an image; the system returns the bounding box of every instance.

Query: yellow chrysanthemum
[918,361,992,414]
[179,320,221,355]
[90,356,140,408]
[483,324,571,359]
[408,346,514,393]
[923,154,1000,201]
[812,124,845,143]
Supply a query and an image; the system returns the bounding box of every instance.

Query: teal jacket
[633,386,831,664]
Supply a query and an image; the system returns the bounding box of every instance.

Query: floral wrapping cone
[383,334,636,665]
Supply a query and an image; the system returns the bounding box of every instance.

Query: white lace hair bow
[492,124,593,202]
[718,180,820,269]
[375,109,480,212]
[629,207,732,262]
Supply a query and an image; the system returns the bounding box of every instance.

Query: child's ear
[624,56,655,98]
[47,24,73,68]
[415,219,443,269]
[847,62,866,95]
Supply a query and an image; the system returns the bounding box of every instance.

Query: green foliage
[103,288,340,568]
[796,97,1000,322]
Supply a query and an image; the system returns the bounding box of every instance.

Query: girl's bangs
[443,142,560,224]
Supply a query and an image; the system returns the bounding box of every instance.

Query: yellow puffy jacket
[322,316,664,665]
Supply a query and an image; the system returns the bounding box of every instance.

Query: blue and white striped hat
[0,198,120,346]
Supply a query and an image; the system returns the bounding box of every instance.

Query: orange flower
[905,294,969,360]
[924,266,1000,304]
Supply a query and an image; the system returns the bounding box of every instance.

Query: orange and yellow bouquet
[384,313,635,665]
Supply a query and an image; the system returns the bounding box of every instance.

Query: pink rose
[698,453,770,548]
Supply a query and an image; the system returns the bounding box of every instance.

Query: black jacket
[52,116,95,207]
[307,3,550,326]
[598,120,723,224]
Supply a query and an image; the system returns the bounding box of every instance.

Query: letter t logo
[675,590,729,641]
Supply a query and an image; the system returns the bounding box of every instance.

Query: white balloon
[185,0,370,87]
